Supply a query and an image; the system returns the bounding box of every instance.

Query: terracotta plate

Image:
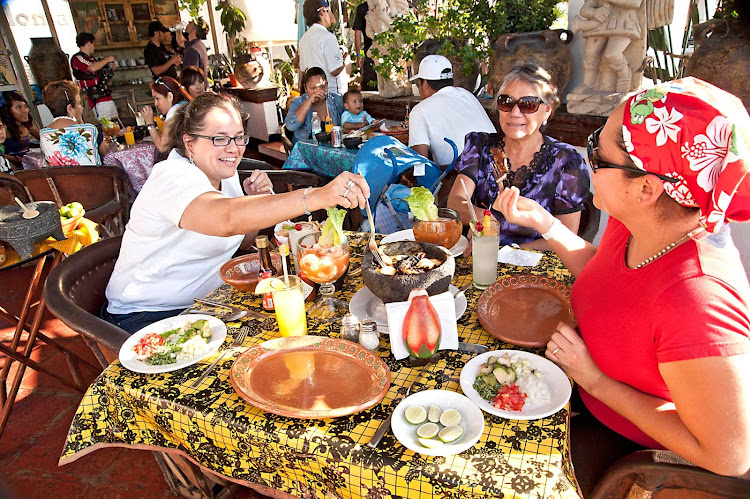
[231,336,391,419]
[477,275,575,347]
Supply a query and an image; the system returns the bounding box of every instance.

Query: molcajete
[362,241,454,304]
[489,29,573,98]
[0,202,65,259]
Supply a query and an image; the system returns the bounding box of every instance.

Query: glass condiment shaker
[358,319,380,351]
[340,313,359,342]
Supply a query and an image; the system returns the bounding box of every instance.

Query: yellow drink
[272,276,307,337]
[155,116,165,134]
[124,130,135,146]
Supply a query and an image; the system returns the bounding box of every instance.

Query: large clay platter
[231,336,390,419]
[477,274,574,347]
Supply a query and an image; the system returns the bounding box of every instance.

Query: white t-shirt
[106,150,245,314]
[408,86,496,166]
[298,23,343,94]
[166,101,186,120]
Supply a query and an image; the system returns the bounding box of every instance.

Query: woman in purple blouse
[447,64,590,249]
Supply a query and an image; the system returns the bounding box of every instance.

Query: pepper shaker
[358,319,380,351]
[340,313,360,342]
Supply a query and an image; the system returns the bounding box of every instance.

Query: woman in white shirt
[141,76,191,152]
[104,93,370,333]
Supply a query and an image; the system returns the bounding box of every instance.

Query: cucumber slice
[404,405,427,425]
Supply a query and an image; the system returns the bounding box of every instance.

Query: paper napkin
[497,245,544,267]
[385,291,458,360]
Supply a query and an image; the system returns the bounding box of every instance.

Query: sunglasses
[190,133,250,147]
[154,77,173,95]
[586,126,678,183]
[496,94,543,114]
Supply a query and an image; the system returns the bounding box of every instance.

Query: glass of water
[472,220,500,289]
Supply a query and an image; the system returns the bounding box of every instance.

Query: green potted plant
[371,0,561,92]
[215,0,247,61]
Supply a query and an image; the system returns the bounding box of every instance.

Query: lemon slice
[427,404,442,423]
[418,437,444,449]
[438,424,464,443]
[439,408,462,427]
[404,405,427,425]
[416,422,439,439]
[254,277,285,294]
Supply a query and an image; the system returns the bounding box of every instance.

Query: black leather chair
[592,449,750,498]
[44,235,129,367]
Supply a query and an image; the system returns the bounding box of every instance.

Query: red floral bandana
[622,78,750,233]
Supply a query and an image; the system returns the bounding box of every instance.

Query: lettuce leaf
[405,187,438,221]
[319,207,347,247]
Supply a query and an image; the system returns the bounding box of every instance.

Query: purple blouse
[456,132,590,246]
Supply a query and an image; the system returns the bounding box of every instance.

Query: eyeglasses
[154,77,173,95]
[586,126,678,183]
[496,94,544,114]
[190,133,250,147]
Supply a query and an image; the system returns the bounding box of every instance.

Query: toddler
[341,90,374,133]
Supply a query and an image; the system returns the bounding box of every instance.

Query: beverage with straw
[256,244,307,337]
[472,211,499,289]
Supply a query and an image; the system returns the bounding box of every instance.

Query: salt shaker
[340,313,360,342]
[358,319,380,351]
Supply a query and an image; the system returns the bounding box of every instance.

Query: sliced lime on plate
[418,437,444,448]
[404,405,427,425]
[439,408,462,427]
[438,424,464,443]
[427,404,442,423]
[416,422,439,439]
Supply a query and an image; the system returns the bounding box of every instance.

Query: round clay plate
[477,274,574,347]
[231,336,391,419]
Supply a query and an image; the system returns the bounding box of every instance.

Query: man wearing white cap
[409,55,495,167]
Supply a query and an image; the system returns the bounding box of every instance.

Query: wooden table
[60,235,581,498]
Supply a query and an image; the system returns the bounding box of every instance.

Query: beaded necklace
[629,226,705,269]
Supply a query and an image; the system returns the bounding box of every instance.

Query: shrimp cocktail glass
[297,209,350,321]
[412,207,462,250]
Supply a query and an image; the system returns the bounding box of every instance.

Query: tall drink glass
[124,130,135,147]
[472,220,499,289]
[271,276,307,336]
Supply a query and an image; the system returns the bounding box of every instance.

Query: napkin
[385,291,458,360]
[497,245,543,267]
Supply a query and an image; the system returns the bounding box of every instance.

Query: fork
[191,326,250,388]
[364,202,388,268]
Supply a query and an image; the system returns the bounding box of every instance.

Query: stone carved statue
[568,0,674,116]
[365,0,413,98]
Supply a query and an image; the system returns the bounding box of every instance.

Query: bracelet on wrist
[302,186,312,216]
[540,218,563,241]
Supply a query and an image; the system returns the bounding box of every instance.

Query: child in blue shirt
[341,90,375,133]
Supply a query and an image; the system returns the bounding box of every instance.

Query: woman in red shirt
[495,78,750,493]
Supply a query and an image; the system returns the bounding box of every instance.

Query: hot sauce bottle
[256,236,277,310]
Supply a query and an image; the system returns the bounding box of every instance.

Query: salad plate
[349,284,467,329]
[391,389,484,456]
[380,229,469,258]
[119,314,227,373]
[459,350,572,420]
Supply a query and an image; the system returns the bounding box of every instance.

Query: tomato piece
[492,383,527,411]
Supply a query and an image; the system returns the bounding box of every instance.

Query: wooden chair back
[0,173,29,205]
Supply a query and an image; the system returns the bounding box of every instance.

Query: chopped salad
[472,353,550,412]
[132,319,213,366]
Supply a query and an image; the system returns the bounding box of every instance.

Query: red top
[572,217,750,448]
[70,52,113,108]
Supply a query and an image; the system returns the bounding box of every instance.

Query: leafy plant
[215,0,247,59]
[179,0,205,19]
[371,0,561,79]
[273,45,299,109]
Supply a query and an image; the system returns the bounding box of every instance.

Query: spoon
[14,197,39,219]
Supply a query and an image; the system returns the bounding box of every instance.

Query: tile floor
[0,259,267,498]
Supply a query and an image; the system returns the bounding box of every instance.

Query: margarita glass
[297,231,350,321]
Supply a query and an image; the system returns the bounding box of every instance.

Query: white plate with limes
[391,389,484,456]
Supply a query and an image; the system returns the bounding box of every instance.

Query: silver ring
[346,180,355,189]
[551,347,560,355]
[342,187,351,198]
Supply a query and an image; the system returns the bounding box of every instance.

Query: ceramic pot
[684,18,750,109]
[25,38,72,94]
[488,29,573,98]
[413,38,480,93]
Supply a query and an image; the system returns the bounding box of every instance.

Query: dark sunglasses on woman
[587,126,678,183]
[496,94,543,114]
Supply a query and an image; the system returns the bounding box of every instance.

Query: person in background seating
[180,66,207,100]
[144,21,181,81]
[141,76,192,152]
[40,80,109,166]
[0,91,40,167]
[70,33,119,121]
[0,121,15,174]
[285,67,343,144]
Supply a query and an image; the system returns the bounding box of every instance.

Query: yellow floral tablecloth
[60,236,581,498]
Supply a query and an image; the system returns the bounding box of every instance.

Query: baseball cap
[148,21,170,37]
[410,55,453,82]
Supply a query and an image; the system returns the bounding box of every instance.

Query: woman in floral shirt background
[39,80,109,166]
